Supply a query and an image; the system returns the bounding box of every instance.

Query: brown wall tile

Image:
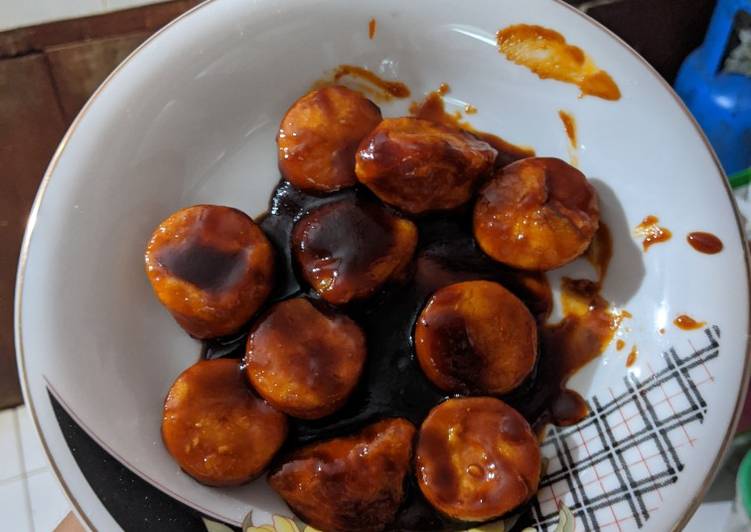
[0,0,200,58]
[0,54,67,409]
[46,32,149,121]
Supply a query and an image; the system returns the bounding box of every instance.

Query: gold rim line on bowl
[13,1,751,531]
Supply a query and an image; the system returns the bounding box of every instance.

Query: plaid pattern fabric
[531,326,720,531]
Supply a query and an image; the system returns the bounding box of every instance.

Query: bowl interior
[17,0,749,528]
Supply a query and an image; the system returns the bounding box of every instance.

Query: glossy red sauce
[687,232,723,254]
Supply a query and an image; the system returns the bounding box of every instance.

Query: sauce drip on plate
[559,110,577,148]
[558,110,578,166]
[674,314,706,330]
[368,17,376,39]
[635,215,672,251]
[333,64,410,98]
[687,232,723,254]
[497,24,621,101]
[626,345,638,367]
[409,87,534,167]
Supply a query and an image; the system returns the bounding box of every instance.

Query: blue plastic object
[675,0,751,176]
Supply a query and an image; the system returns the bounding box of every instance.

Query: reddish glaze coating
[245,298,366,419]
[145,205,274,339]
[415,280,537,395]
[355,117,497,214]
[416,397,541,522]
[277,85,382,193]
[269,418,416,532]
[292,198,417,304]
[473,157,599,271]
[162,359,287,486]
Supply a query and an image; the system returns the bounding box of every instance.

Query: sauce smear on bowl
[497,24,621,100]
[333,64,410,98]
[409,88,534,167]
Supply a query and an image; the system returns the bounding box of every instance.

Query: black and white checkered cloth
[531,326,720,531]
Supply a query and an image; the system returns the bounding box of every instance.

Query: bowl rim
[13,0,751,530]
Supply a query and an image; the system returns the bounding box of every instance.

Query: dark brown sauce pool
[201,177,616,530]
[199,88,618,530]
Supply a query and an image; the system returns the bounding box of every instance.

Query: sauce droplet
[368,17,376,40]
[659,327,666,335]
[674,315,706,330]
[437,82,450,96]
[333,65,410,99]
[464,103,477,114]
[497,24,621,100]
[616,339,625,351]
[626,345,638,367]
[635,215,672,251]
[687,232,723,254]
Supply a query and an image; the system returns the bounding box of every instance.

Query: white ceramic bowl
[15,0,750,530]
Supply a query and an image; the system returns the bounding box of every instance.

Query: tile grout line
[0,466,49,488]
[13,407,35,532]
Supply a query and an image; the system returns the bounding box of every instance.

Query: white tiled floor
[0,406,70,532]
